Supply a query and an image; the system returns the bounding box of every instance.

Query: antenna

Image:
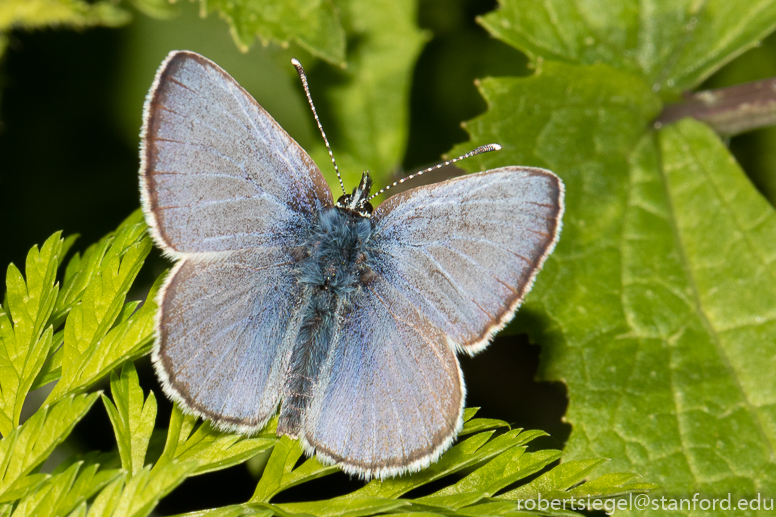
[291,58,346,195]
[366,143,503,202]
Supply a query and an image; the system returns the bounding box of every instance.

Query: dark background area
[2,0,775,512]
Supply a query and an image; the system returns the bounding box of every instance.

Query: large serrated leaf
[455,54,776,514]
[479,0,776,95]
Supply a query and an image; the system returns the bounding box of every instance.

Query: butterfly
[140,50,564,480]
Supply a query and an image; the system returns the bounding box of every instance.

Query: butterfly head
[336,171,373,217]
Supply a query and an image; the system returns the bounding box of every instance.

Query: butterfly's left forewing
[141,51,332,256]
[369,166,563,354]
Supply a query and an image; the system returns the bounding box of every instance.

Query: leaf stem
[654,78,776,137]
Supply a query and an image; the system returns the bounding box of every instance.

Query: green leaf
[250,436,337,503]
[10,462,121,517]
[0,233,66,434]
[102,362,157,476]
[127,0,179,20]
[82,461,197,517]
[45,212,157,405]
[350,428,544,499]
[437,449,561,497]
[200,0,345,65]
[0,0,129,32]
[307,0,428,194]
[454,52,776,507]
[0,393,99,503]
[155,404,277,477]
[219,418,651,516]
[479,0,776,95]
[276,497,409,517]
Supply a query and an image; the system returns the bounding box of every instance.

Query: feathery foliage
[0,214,653,516]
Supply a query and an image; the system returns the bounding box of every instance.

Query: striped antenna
[291,58,346,195]
[366,144,503,202]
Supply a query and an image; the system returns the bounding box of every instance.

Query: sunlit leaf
[0,0,129,32]
[0,234,66,434]
[200,0,345,65]
[155,404,277,477]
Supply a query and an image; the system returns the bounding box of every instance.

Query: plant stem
[655,78,776,137]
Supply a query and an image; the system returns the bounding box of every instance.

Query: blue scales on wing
[141,51,332,255]
[141,51,333,431]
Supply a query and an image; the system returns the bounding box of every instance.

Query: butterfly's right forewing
[141,51,332,256]
[141,51,332,432]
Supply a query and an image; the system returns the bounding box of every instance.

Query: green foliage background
[2,0,776,516]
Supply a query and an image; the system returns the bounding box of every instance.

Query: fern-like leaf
[0,393,99,503]
[45,211,156,405]
[0,233,67,434]
[102,362,157,476]
[154,404,276,477]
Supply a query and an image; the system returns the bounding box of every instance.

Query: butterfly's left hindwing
[302,274,464,479]
[156,249,303,432]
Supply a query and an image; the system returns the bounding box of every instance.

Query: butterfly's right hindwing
[301,274,464,479]
[155,249,304,432]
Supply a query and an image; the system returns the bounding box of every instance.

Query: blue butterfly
[140,51,564,479]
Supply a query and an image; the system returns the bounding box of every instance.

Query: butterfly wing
[141,51,331,430]
[141,51,332,256]
[156,249,304,431]
[301,167,562,478]
[369,166,563,354]
[302,274,464,479]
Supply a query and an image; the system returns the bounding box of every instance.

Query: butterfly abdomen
[278,207,375,437]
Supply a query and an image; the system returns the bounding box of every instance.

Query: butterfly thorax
[292,206,375,295]
[279,205,376,437]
